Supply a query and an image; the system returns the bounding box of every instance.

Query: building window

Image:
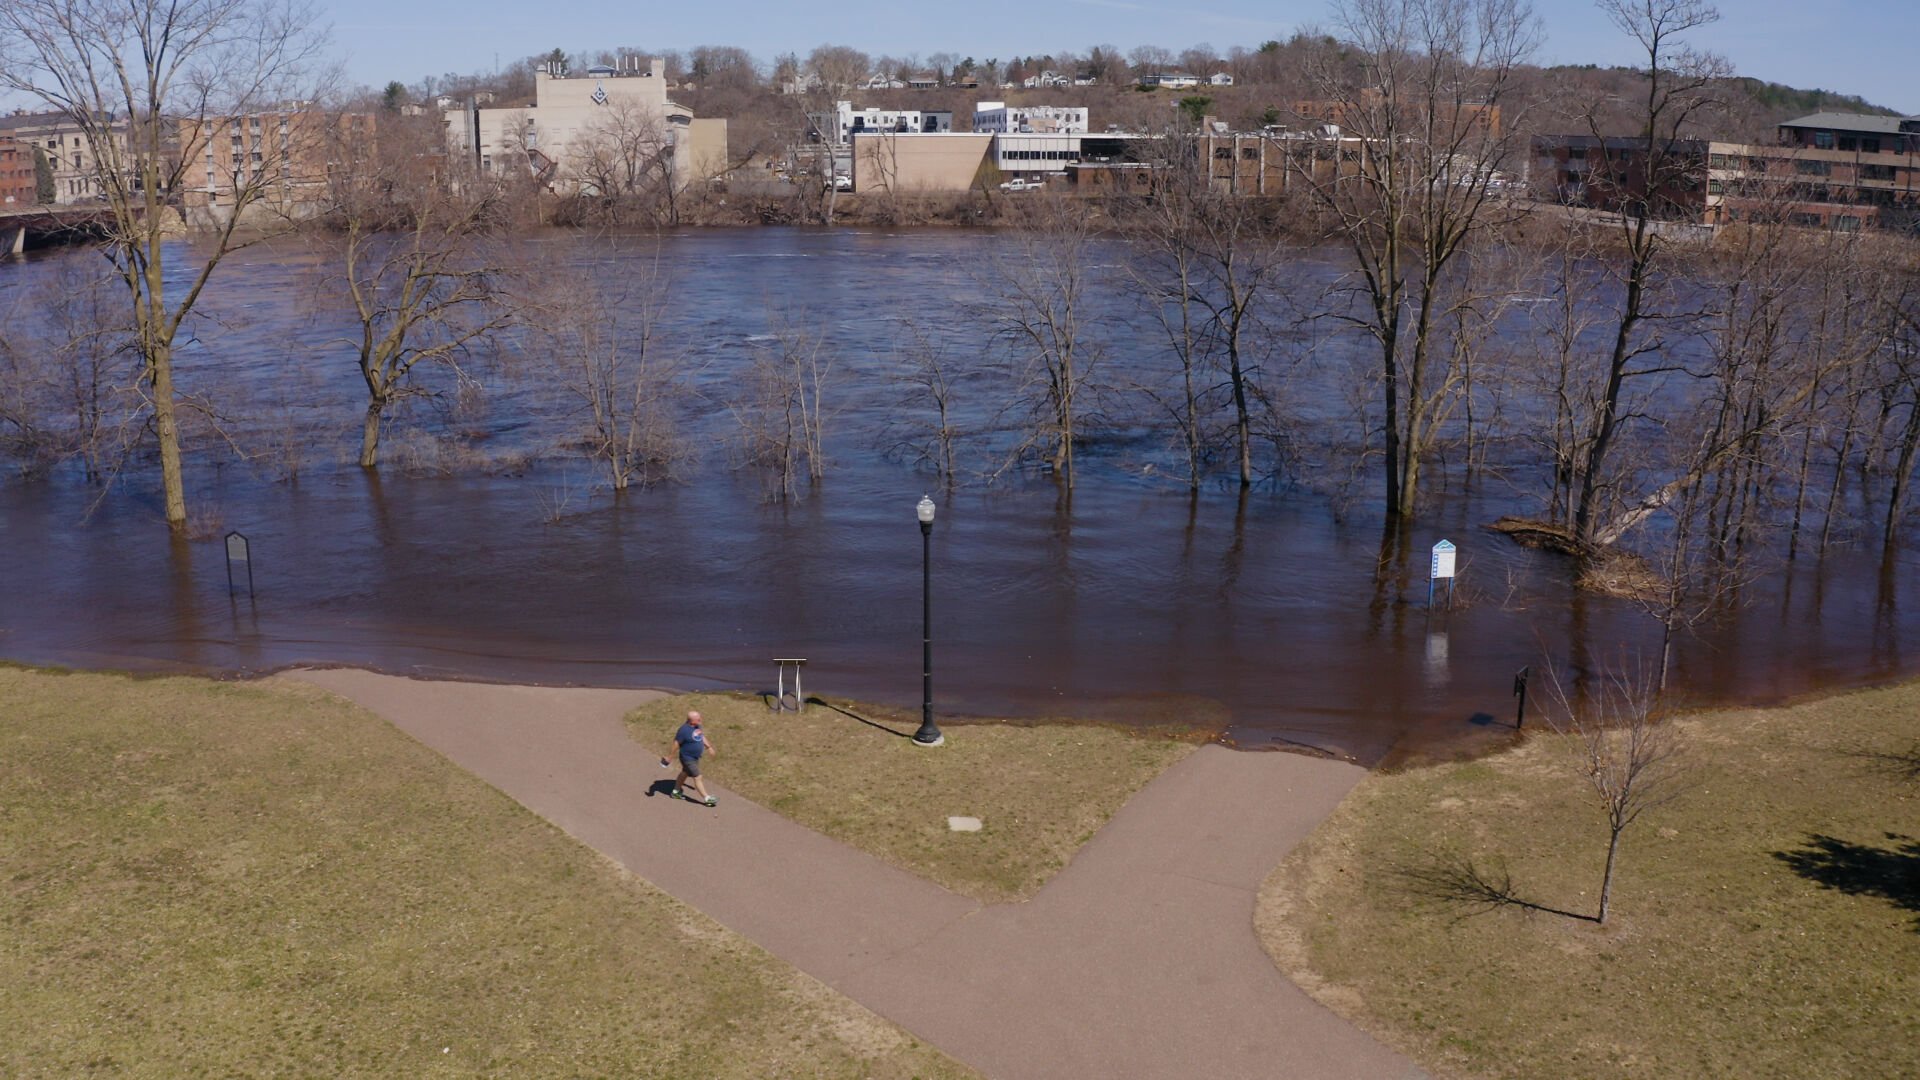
[1862,163,1896,181]
[1835,215,1861,231]
[1862,138,1881,153]
[1813,131,1834,150]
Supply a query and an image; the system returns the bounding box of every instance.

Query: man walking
[661,710,717,807]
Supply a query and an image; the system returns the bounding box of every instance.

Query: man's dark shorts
[679,755,702,777]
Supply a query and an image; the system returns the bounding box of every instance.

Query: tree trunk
[151,343,187,526]
[360,399,385,468]
[1598,825,1622,925]
[1885,398,1920,550]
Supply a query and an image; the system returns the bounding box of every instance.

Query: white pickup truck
[998,177,1044,192]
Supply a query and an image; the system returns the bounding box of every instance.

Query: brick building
[1529,134,1709,217]
[1705,112,1920,230]
[177,109,377,222]
[0,135,37,206]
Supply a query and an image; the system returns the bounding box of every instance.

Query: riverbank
[0,666,970,1078]
[1258,679,1920,1079]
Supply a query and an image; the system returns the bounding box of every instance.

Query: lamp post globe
[914,494,944,747]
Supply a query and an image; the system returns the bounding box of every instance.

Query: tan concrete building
[0,111,129,204]
[177,110,376,223]
[446,57,726,194]
[849,132,993,194]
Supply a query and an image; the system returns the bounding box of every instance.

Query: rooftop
[1779,112,1909,135]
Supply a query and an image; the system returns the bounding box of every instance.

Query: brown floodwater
[0,228,1914,766]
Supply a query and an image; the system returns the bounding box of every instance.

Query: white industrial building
[972,102,1089,135]
[809,101,955,146]
[990,132,1084,176]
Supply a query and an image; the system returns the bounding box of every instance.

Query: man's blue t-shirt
[676,723,706,760]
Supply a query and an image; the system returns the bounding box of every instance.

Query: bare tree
[887,319,964,487]
[325,115,515,468]
[0,0,330,527]
[734,313,833,500]
[1545,658,1687,924]
[1298,0,1539,520]
[807,44,871,94]
[570,99,680,224]
[1568,0,1730,545]
[983,197,1105,489]
[529,243,688,492]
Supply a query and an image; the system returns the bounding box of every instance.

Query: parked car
[831,174,853,191]
[999,177,1044,192]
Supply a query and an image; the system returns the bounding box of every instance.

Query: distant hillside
[1523,65,1905,142]
[1721,76,1901,120]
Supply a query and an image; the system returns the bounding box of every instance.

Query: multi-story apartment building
[448,57,727,193]
[0,135,37,206]
[0,111,129,204]
[808,101,954,146]
[972,103,1089,135]
[1705,112,1920,230]
[176,109,377,222]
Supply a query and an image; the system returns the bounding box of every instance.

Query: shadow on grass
[766,696,916,739]
[1391,849,1596,923]
[1774,832,1920,931]
[1832,742,1920,783]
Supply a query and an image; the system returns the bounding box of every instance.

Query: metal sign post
[1428,539,1457,609]
[224,531,254,601]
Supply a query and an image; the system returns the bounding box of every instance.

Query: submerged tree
[1568,0,1729,546]
[1298,0,1539,520]
[985,196,1105,489]
[0,0,331,527]
[324,113,516,468]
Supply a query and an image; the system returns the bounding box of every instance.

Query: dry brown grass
[627,692,1197,902]
[1259,681,1920,1080]
[0,667,971,1079]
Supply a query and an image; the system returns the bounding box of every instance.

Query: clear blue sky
[326,0,1914,111]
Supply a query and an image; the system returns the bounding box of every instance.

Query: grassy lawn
[0,667,971,1079]
[626,693,1197,902]
[1259,681,1920,1080]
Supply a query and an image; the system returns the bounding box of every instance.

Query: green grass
[0,668,972,1079]
[1258,682,1920,1080]
[627,693,1197,902]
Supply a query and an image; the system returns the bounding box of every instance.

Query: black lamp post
[914,494,944,747]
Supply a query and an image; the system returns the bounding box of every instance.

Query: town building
[808,102,954,146]
[177,109,378,222]
[1202,124,1376,196]
[849,132,993,193]
[445,57,726,194]
[1138,73,1201,89]
[0,111,129,204]
[971,103,1089,135]
[1706,112,1920,230]
[1209,73,1235,87]
[1022,71,1070,90]
[1529,134,1708,217]
[0,135,37,206]
[990,132,1084,177]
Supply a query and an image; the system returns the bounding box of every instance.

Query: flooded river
[1,228,1914,765]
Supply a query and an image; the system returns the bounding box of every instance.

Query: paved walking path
[290,668,1423,1080]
